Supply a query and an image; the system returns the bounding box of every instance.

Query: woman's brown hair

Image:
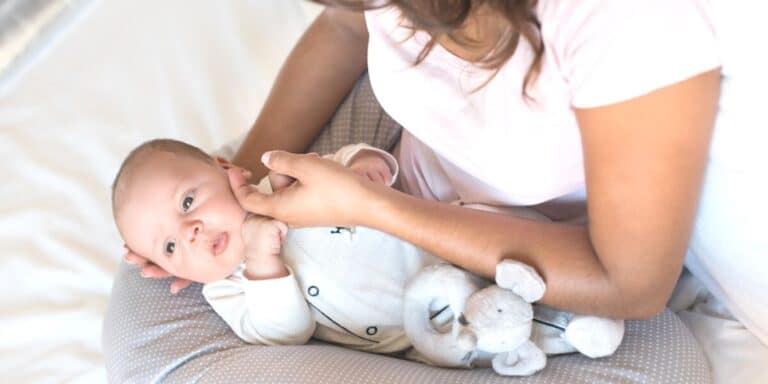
[311,0,544,96]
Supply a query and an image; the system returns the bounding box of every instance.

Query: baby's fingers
[268,171,295,191]
[381,168,392,185]
[366,170,383,184]
[366,169,390,185]
[273,220,288,241]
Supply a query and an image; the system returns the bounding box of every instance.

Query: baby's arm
[201,216,313,345]
[203,268,315,345]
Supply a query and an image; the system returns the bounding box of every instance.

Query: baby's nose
[185,220,203,243]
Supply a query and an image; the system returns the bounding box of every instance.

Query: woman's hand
[228,151,385,228]
[123,246,192,294]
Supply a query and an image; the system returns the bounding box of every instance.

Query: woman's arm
[373,70,720,319]
[378,70,721,319]
[232,7,369,179]
[231,70,720,319]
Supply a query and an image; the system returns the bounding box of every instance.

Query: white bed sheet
[0,1,320,382]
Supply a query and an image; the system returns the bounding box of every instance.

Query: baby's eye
[165,240,176,255]
[181,194,194,212]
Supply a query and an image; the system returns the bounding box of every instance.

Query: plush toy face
[463,286,533,354]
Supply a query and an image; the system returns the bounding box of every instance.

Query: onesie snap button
[366,326,377,335]
[307,285,319,296]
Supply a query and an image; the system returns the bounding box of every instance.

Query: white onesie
[202,144,439,353]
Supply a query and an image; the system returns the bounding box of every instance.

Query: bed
[0,1,321,382]
[0,1,716,383]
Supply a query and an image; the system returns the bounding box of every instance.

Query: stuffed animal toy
[403,260,624,376]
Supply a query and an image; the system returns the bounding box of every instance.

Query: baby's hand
[241,214,288,280]
[348,151,392,185]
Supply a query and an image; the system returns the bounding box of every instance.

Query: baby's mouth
[212,232,229,256]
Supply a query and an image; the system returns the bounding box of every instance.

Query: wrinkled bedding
[0,1,320,382]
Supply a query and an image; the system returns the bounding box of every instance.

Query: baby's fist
[348,151,392,185]
[241,215,288,260]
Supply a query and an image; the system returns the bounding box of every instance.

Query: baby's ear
[214,156,233,169]
[214,156,253,180]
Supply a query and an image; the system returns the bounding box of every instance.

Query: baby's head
[112,139,248,283]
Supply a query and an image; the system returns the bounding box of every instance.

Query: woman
[226,0,721,319]
[129,0,767,382]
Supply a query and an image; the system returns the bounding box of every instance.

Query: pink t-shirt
[365,0,721,220]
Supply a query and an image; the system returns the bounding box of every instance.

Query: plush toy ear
[495,260,546,303]
[457,328,478,351]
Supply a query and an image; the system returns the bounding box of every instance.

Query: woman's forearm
[232,149,664,318]
[364,187,657,319]
[233,8,369,179]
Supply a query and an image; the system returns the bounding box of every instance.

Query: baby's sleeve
[325,143,400,187]
[202,267,315,345]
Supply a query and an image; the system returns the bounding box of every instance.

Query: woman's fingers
[124,246,166,277]
[124,245,186,293]
[170,278,192,294]
[124,252,146,266]
[228,167,275,216]
[231,150,370,227]
[124,248,150,266]
[141,264,172,278]
[261,150,313,178]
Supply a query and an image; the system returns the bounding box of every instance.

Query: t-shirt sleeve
[544,0,721,108]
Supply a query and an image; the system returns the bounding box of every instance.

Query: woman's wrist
[355,182,407,229]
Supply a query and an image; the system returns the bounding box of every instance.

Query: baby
[112,138,437,352]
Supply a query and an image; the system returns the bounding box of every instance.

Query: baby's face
[117,151,248,283]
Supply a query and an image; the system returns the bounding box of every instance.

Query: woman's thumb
[227,167,272,216]
[261,150,301,178]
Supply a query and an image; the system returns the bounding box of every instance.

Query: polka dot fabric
[102,73,710,383]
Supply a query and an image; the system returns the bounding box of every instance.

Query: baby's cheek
[225,195,248,214]
[209,195,246,222]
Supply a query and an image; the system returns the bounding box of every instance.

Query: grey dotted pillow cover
[102,73,711,384]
